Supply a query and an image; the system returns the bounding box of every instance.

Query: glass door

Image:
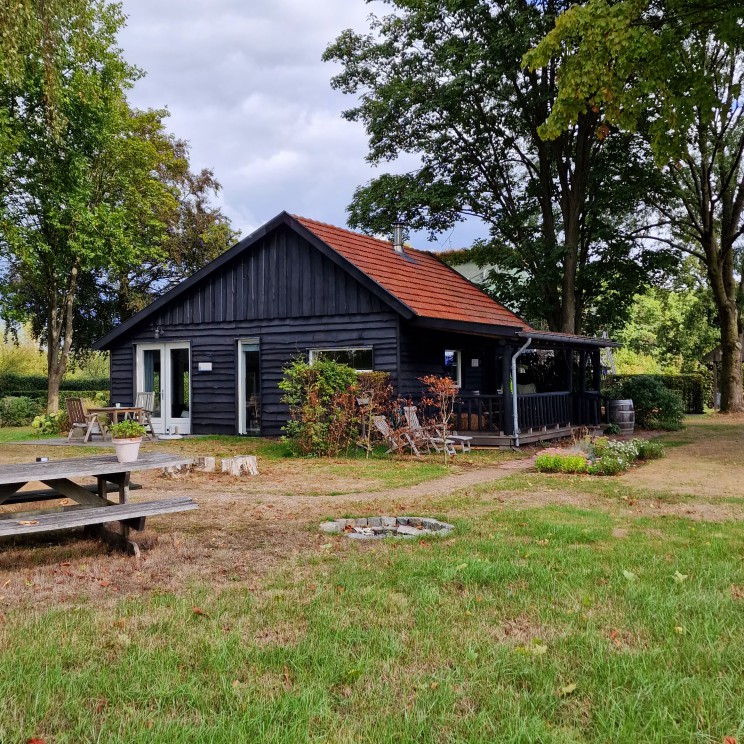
[137,342,191,435]
[238,339,260,435]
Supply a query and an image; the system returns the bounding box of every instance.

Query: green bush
[535,453,588,474]
[279,357,361,456]
[31,411,69,435]
[111,419,146,439]
[605,373,707,414]
[588,455,627,476]
[637,439,665,460]
[0,396,42,426]
[0,373,109,396]
[605,375,685,430]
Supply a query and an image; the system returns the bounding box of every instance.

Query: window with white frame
[444,349,462,388]
[309,347,374,372]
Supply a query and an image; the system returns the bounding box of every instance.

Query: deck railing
[517,391,572,431]
[410,391,601,434]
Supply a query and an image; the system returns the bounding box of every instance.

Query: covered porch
[400,322,616,446]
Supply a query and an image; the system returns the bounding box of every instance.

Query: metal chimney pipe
[392,222,405,253]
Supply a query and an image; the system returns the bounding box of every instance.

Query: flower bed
[535,437,664,476]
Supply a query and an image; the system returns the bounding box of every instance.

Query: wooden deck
[467,425,594,448]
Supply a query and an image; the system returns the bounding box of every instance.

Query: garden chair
[65,397,108,443]
[372,415,421,455]
[134,391,156,440]
[403,406,472,454]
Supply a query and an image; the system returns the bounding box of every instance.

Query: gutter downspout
[511,337,532,447]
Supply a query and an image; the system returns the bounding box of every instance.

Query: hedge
[2,390,110,408]
[0,373,109,397]
[604,373,708,414]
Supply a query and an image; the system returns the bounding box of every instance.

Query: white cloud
[118,0,486,249]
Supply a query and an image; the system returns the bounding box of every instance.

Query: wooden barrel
[608,399,635,435]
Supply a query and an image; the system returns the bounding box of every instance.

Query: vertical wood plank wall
[108,225,400,435]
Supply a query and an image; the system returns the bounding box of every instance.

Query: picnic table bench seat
[2,481,142,506]
[0,496,197,555]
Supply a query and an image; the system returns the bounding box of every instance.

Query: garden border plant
[535,437,665,476]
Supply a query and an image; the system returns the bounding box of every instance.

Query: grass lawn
[1,416,743,742]
[0,425,35,442]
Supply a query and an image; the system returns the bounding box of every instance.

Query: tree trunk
[46,263,79,414]
[717,300,743,412]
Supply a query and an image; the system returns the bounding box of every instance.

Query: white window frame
[444,349,462,388]
[308,347,374,373]
[237,338,260,435]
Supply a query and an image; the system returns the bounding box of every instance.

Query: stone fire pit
[320,516,454,540]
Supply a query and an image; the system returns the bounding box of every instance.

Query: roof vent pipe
[392,222,405,254]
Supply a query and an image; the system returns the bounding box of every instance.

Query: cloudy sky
[118,0,483,251]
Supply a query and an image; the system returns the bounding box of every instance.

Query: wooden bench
[0,496,197,556]
[2,481,142,506]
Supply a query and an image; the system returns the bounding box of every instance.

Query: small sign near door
[197,361,213,372]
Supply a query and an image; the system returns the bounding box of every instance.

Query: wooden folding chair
[135,391,156,440]
[65,397,108,443]
[373,415,421,455]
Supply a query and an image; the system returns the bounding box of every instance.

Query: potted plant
[110,419,147,463]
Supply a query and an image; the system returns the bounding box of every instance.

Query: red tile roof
[294,216,530,330]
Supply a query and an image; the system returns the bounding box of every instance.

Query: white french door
[136,342,191,435]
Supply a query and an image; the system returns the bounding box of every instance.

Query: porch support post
[501,345,514,436]
[578,350,587,425]
[566,349,575,425]
[591,349,602,391]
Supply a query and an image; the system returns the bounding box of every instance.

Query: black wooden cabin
[94,212,617,445]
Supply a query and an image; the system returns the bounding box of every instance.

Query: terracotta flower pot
[112,436,143,463]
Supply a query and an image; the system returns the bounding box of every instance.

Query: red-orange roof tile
[294,216,530,330]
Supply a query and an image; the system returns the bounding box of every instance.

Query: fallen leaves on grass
[622,570,637,582]
[192,606,209,617]
[559,683,577,697]
[673,571,689,584]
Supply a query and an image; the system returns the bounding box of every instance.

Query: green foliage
[606,374,708,415]
[526,0,744,411]
[637,439,665,460]
[31,411,68,435]
[279,358,361,456]
[0,396,42,426]
[324,0,668,334]
[614,283,718,375]
[0,0,235,411]
[587,455,627,476]
[603,423,621,436]
[606,376,686,429]
[0,374,109,396]
[110,419,146,439]
[535,454,588,474]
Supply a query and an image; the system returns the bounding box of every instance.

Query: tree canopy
[526,0,744,410]
[0,0,235,411]
[324,0,669,335]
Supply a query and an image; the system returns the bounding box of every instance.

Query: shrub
[535,453,588,474]
[111,419,147,439]
[0,373,109,396]
[0,396,41,426]
[279,357,360,456]
[637,439,665,460]
[588,455,627,476]
[606,375,685,430]
[604,423,621,436]
[605,373,708,414]
[32,411,69,435]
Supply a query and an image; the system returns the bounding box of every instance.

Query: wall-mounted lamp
[153,325,161,339]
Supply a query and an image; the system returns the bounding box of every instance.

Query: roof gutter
[511,337,532,448]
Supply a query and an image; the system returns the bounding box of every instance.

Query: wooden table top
[0,453,193,486]
[88,406,143,414]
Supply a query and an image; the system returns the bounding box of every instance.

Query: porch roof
[517,330,620,349]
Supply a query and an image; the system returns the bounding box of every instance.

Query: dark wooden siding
[398,325,501,396]
[107,225,400,435]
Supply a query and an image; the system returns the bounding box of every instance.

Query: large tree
[0,1,235,411]
[324,0,667,334]
[526,0,744,410]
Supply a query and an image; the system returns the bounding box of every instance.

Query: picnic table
[0,453,197,556]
